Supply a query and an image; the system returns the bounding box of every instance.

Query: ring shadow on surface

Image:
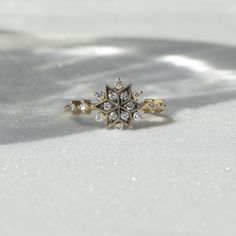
[0,30,236,144]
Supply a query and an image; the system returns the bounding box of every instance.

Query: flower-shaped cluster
[94,79,143,128]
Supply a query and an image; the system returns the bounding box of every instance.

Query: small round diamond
[120,91,129,101]
[114,78,123,90]
[120,110,129,121]
[109,111,118,121]
[133,111,142,121]
[108,91,118,101]
[94,91,105,101]
[132,90,143,100]
[95,112,105,122]
[103,102,112,111]
[80,102,88,112]
[125,101,135,111]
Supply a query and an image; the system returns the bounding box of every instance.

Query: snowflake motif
[94,79,143,128]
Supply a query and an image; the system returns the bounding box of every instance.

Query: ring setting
[65,78,166,129]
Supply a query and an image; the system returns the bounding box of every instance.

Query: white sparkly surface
[0,1,236,236]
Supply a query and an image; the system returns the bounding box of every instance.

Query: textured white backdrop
[0,1,236,236]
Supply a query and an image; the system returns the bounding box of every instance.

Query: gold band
[64,78,166,129]
[64,99,165,115]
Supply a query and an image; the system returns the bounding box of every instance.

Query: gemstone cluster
[94,79,143,128]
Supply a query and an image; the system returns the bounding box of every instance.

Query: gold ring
[64,78,166,129]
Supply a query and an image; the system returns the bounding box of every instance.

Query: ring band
[65,79,166,129]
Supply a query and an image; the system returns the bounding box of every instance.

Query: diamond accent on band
[80,101,88,113]
[144,99,166,113]
[65,100,92,114]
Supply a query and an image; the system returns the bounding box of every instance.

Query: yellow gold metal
[141,99,166,113]
[64,79,166,129]
[64,100,92,115]
[65,99,165,115]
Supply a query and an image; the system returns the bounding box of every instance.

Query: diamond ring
[64,79,166,129]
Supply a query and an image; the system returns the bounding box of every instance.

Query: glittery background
[0,1,236,235]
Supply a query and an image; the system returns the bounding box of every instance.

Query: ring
[64,78,166,129]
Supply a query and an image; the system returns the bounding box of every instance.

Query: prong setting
[94,79,142,128]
